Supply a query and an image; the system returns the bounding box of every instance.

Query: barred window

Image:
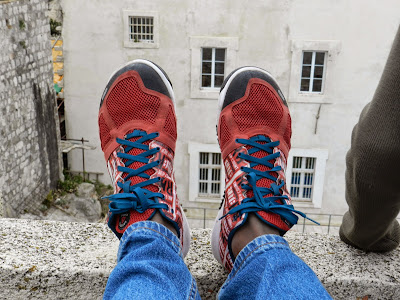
[290,156,316,201]
[198,152,222,197]
[129,16,154,43]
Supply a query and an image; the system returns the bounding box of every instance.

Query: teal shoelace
[105,130,167,214]
[221,135,318,226]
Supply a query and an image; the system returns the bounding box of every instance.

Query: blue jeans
[103,221,332,300]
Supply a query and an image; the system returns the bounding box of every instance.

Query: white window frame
[286,148,329,208]
[300,51,327,93]
[188,142,225,203]
[201,48,226,89]
[123,10,159,49]
[190,36,238,99]
[288,40,341,104]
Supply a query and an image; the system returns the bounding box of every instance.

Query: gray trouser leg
[340,25,400,251]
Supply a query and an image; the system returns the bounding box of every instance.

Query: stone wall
[0,219,399,299]
[0,0,61,217]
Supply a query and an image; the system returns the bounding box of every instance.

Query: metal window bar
[199,152,222,197]
[129,16,154,42]
[290,156,316,201]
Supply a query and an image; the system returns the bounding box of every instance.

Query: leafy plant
[41,171,113,218]
[42,172,85,209]
[50,19,62,36]
[19,19,25,30]
[19,41,27,49]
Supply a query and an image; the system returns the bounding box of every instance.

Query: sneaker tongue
[121,133,157,193]
[245,137,278,200]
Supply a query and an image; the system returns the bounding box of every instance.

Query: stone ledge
[0,219,399,299]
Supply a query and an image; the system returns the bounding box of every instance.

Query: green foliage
[41,171,113,217]
[92,181,113,218]
[58,172,84,193]
[93,180,112,196]
[42,172,85,209]
[19,19,25,30]
[42,190,56,209]
[50,19,62,36]
[19,41,27,49]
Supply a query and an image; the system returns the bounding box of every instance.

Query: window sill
[190,88,220,100]
[292,200,316,209]
[288,93,332,104]
[194,197,222,204]
[123,41,159,49]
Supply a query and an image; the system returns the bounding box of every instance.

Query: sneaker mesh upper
[283,114,292,148]
[99,115,111,150]
[219,115,231,149]
[105,77,160,127]
[164,105,177,139]
[232,83,283,132]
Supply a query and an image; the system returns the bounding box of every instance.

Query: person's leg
[219,216,330,299]
[103,221,199,300]
[98,60,197,299]
[212,67,331,299]
[340,25,400,251]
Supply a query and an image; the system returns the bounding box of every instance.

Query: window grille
[201,48,226,88]
[129,16,154,43]
[300,51,326,93]
[290,156,316,201]
[198,152,222,197]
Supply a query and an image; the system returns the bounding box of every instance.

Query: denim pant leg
[218,235,332,300]
[103,221,200,300]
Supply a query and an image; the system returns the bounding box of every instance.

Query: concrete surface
[0,218,399,299]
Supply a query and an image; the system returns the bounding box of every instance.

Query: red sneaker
[211,66,314,271]
[98,59,190,256]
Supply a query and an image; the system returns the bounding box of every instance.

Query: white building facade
[62,0,399,216]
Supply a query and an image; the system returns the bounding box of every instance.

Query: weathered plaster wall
[62,0,400,215]
[0,0,61,217]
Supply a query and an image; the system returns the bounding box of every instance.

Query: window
[201,48,226,88]
[286,149,328,208]
[123,10,159,48]
[129,17,154,43]
[190,37,238,99]
[288,40,341,103]
[290,156,316,201]
[199,152,222,197]
[300,51,326,93]
[188,142,225,202]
